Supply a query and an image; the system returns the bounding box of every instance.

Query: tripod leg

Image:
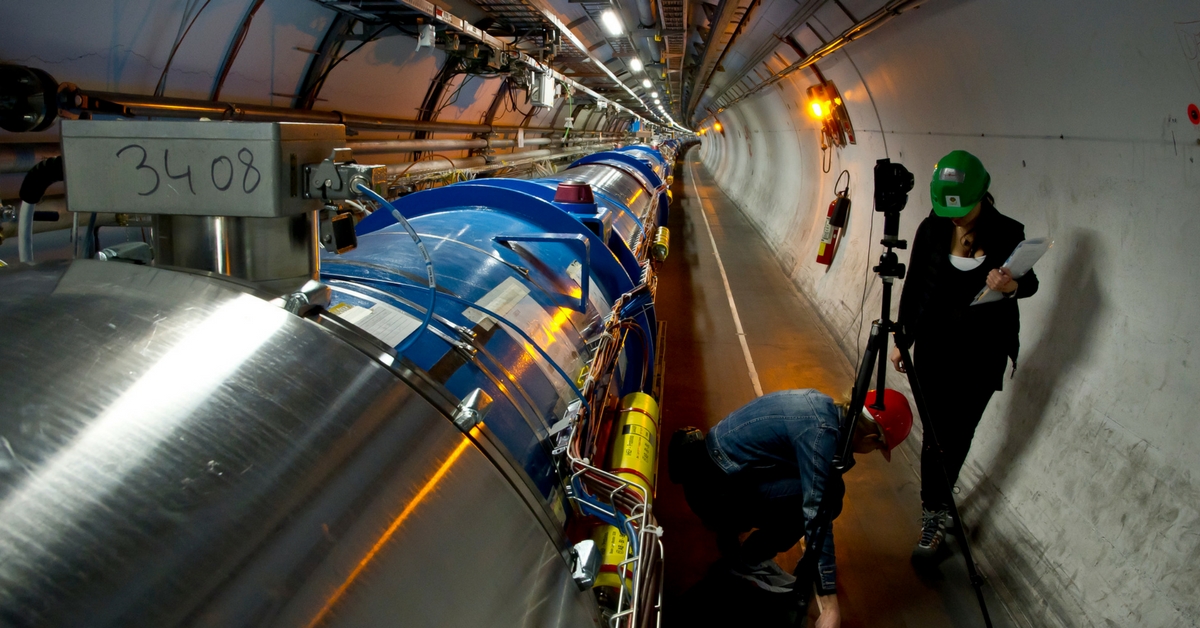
[898,344,994,628]
[835,321,884,470]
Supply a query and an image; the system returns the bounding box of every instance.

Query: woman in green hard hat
[888,149,1039,565]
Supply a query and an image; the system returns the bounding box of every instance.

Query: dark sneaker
[912,508,948,562]
[730,559,797,593]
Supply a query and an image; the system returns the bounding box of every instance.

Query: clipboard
[971,237,1053,305]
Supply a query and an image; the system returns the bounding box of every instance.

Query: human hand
[987,267,1018,293]
[814,593,841,628]
[890,346,905,373]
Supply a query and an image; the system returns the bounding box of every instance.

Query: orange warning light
[810,101,823,117]
[714,121,723,131]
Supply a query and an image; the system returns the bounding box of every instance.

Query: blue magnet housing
[322,143,676,507]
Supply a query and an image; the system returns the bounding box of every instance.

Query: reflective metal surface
[0,260,597,628]
[549,163,654,226]
[152,212,318,293]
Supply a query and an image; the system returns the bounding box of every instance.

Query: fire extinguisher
[816,170,851,266]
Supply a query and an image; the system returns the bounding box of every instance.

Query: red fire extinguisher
[817,172,851,266]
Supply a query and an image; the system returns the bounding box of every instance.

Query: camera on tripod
[873,158,914,249]
[822,154,997,626]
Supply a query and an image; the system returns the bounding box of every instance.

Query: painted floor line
[688,159,764,398]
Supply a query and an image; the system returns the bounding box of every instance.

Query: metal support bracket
[494,233,591,312]
[305,148,387,201]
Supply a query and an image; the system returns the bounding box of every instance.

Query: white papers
[971,237,1053,306]
[464,277,531,330]
[336,302,423,346]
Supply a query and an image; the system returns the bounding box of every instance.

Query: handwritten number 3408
[116,144,262,196]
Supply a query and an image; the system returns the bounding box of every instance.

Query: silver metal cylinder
[151,212,318,293]
[0,143,60,174]
[0,260,598,628]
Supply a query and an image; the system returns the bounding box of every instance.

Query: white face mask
[949,254,986,271]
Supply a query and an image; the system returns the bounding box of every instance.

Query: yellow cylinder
[610,392,660,498]
[651,227,670,262]
[593,524,632,590]
[593,392,661,591]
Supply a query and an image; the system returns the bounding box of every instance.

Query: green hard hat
[930,150,990,218]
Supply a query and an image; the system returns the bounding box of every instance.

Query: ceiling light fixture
[630,58,644,72]
[642,78,652,88]
[650,91,658,98]
[601,10,623,36]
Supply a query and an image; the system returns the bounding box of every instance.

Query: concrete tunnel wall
[695,1,1200,625]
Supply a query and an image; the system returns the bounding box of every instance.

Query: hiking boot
[912,508,949,563]
[730,559,797,593]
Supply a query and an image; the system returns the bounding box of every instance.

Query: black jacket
[895,205,1039,389]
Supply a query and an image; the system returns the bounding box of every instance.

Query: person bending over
[889,150,1039,563]
[669,389,912,628]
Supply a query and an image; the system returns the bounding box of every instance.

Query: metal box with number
[61,120,345,218]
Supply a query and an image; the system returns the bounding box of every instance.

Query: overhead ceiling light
[650,91,658,98]
[601,10,623,36]
[630,58,644,72]
[642,78,652,88]
[654,98,661,104]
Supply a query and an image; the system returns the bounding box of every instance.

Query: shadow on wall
[965,229,1106,530]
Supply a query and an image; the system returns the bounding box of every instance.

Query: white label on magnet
[465,277,531,330]
[337,302,422,347]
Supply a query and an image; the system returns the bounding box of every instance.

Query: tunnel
[0,0,1197,627]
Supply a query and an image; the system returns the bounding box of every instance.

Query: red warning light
[1189,104,1200,125]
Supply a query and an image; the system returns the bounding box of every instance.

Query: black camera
[873,158,914,215]
[873,158,914,249]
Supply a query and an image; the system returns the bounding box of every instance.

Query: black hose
[19,156,64,204]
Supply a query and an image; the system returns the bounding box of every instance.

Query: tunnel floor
[652,147,1018,628]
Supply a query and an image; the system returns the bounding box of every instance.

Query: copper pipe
[79,89,606,135]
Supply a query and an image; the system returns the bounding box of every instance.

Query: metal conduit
[385,145,611,177]
[349,137,559,154]
[0,137,614,175]
[0,144,61,175]
[702,0,927,117]
[80,90,609,136]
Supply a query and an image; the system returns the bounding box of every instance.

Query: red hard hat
[861,389,913,461]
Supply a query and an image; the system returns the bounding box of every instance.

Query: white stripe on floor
[688,159,764,397]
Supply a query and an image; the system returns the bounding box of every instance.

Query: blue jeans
[690,390,844,595]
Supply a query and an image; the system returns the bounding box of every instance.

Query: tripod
[793,159,994,627]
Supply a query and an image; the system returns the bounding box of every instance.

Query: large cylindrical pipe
[349,137,561,154]
[635,0,657,28]
[385,145,614,177]
[80,90,604,136]
[0,143,60,174]
[151,213,318,293]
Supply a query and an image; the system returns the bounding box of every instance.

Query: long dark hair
[958,192,997,258]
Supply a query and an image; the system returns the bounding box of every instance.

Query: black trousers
[913,343,999,510]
